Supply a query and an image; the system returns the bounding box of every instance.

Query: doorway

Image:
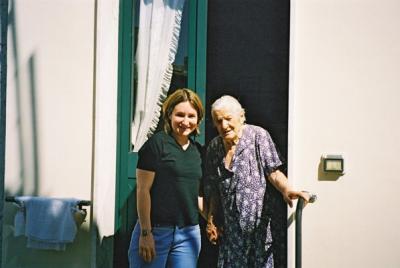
[205,0,290,267]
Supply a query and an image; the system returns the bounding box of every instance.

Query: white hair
[211,95,246,121]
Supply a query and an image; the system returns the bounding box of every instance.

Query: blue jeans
[128,222,201,268]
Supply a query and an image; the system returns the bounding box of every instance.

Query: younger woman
[128,88,205,268]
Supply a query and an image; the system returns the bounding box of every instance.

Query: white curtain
[131,0,186,152]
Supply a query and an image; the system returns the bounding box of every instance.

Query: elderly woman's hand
[268,170,312,207]
[206,215,222,245]
[283,190,311,208]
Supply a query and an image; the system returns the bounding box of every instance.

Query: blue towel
[14,196,80,251]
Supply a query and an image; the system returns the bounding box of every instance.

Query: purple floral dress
[204,125,283,268]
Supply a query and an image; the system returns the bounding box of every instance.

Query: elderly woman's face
[212,108,243,143]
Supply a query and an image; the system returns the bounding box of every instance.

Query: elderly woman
[204,95,309,268]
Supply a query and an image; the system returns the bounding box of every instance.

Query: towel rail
[5,196,91,209]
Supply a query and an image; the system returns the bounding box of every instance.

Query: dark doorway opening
[204,0,290,267]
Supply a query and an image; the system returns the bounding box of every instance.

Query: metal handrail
[295,193,317,268]
[5,196,91,209]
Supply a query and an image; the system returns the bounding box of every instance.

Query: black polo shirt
[137,131,202,227]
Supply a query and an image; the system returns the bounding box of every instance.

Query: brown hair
[162,88,204,136]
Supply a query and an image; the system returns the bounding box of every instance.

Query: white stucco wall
[4,0,94,267]
[6,0,94,206]
[289,0,400,267]
[93,0,119,247]
[88,1,120,267]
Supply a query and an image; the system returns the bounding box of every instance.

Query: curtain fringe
[145,7,184,139]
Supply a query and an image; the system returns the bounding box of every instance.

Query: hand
[206,216,222,245]
[139,233,156,262]
[283,190,311,208]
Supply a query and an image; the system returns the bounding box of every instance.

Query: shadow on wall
[113,181,137,268]
[2,229,91,268]
[96,233,114,268]
[317,157,343,181]
[7,0,40,196]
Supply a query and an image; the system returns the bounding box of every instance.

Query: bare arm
[136,168,156,262]
[198,196,207,220]
[268,169,310,207]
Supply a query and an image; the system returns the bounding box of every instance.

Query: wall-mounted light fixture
[322,154,344,173]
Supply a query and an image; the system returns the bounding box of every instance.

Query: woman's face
[212,108,243,143]
[169,101,199,138]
